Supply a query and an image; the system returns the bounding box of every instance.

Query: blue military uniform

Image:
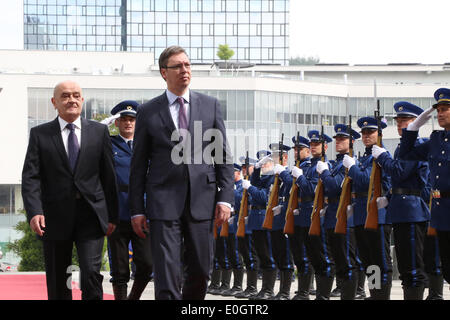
[398,87,450,290]
[266,142,295,300]
[247,150,277,300]
[375,102,431,298]
[349,116,392,300]
[295,130,335,300]
[320,124,361,299]
[107,100,153,300]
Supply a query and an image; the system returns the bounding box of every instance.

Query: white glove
[316,161,329,174]
[291,166,303,178]
[372,145,387,159]
[376,196,389,209]
[407,106,434,131]
[244,216,249,225]
[272,205,282,216]
[293,209,300,216]
[347,204,355,219]
[320,206,328,218]
[100,114,120,125]
[273,164,286,175]
[255,155,272,169]
[242,179,251,190]
[343,154,356,169]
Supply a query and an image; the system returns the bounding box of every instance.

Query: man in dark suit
[129,46,234,300]
[21,80,118,300]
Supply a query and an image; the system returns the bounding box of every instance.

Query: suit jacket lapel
[50,117,72,172]
[75,118,90,173]
[157,93,179,140]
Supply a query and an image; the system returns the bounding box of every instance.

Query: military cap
[307,130,333,143]
[233,163,242,171]
[357,116,387,131]
[291,135,311,148]
[433,88,450,108]
[111,100,139,117]
[393,101,423,118]
[238,156,257,165]
[268,143,292,153]
[256,150,272,160]
[333,124,361,140]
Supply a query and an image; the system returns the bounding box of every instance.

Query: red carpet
[0,274,114,300]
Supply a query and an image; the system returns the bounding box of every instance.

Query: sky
[1,0,450,65]
[289,0,450,64]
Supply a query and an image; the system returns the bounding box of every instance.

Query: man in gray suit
[129,46,234,300]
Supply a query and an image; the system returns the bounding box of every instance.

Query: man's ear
[160,69,167,81]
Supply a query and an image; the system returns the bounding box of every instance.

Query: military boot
[292,270,313,300]
[315,275,334,300]
[235,269,258,299]
[273,270,293,300]
[426,274,444,300]
[249,269,276,300]
[222,268,244,296]
[340,275,358,300]
[215,269,232,295]
[355,271,367,299]
[207,268,222,294]
[403,285,425,300]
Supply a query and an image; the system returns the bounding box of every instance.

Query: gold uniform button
[439,163,442,166]
[442,151,445,154]
[436,175,440,179]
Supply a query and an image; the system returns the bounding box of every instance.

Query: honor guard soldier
[219,164,245,297]
[343,116,392,300]
[398,87,450,290]
[107,100,153,300]
[319,124,361,300]
[243,150,277,300]
[235,157,260,299]
[292,130,335,300]
[287,135,316,300]
[371,102,431,300]
[270,142,295,300]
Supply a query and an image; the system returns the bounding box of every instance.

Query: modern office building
[23,0,290,65]
[1,49,449,264]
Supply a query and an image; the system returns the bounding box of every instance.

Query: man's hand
[131,215,149,239]
[215,203,231,227]
[242,179,251,190]
[372,145,387,159]
[30,215,45,236]
[407,107,434,131]
[255,155,272,169]
[316,161,329,174]
[273,164,286,175]
[106,223,116,237]
[376,196,389,209]
[291,166,303,178]
[343,154,356,169]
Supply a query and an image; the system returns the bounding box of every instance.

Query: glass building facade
[24,0,290,65]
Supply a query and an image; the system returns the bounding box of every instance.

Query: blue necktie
[127,140,133,150]
[66,123,80,171]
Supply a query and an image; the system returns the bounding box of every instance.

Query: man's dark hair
[159,46,188,71]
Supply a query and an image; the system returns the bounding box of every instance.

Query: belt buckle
[432,190,441,199]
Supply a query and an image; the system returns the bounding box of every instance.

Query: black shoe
[273,270,293,300]
[314,275,334,300]
[235,270,258,299]
[403,286,425,300]
[330,287,341,297]
[127,280,149,300]
[426,274,444,300]
[112,284,128,300]
[249,269,276,300]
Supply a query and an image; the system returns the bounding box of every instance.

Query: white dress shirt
[58,116,81,155]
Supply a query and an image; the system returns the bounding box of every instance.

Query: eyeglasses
[163,63,191,71]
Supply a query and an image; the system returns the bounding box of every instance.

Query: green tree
[217,44,235,69]
[289,55,320,65]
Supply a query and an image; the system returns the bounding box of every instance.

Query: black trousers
[214,235,230,270]
[150,211,214,300]
[252,230,276,271]
[392,222,427,287]
[270,229,294,271]
[238,234,259,271]
[224,233,243,269]
[327,227,358,281]
[354,224,392,285]
[436,230,450,284]
[108,220,153,284]
[306,227,335,278]
[288,226,314,276]
[42,197,105,300]
[424,233,442,276]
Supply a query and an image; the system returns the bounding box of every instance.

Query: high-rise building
[23,0,290,65]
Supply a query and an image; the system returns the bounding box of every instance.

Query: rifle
[335,116,353,234]
[284,132,301,234]
[262,134,284,230]
[213,224,218,239]
[427,193,437,236]
[365,100,382,230]
[219,216,229,237]
[309,126,325,236]
[237,152,250,238]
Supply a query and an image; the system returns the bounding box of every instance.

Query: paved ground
[98,272,450,300]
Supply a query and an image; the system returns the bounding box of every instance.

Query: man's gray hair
[158,46,188,71]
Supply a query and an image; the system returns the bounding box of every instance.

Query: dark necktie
[177,97,188,130]
[127,140,133,150]
[66,123,80,171]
